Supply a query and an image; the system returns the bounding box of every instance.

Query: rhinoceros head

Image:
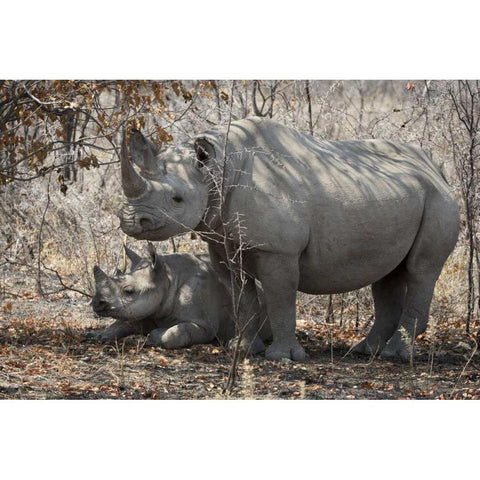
[119,129,217,241]
[92,243,166,322]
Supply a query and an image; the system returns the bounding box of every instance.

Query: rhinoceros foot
[85,330,110,343]
[145,328,169,347]
[85,330,101,340]
[380,335,413,363]
[265,339,306,361]
[351,338,384,357]
[228,335,266,356]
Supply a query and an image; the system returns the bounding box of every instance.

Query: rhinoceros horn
[120,132,147,199]
[93,265,110,284]
[124,245,143,270]
[130,129,166,175]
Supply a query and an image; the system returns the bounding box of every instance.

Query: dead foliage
[1,296,478,400]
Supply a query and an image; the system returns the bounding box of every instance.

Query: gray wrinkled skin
[119,117,460,362]
[90,244,270,353]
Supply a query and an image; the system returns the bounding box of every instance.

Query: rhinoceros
[90,243,270,351]
[118,117,460,362]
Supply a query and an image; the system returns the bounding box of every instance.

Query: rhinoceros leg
[87,320,146,342]
[208,244,267,356]
[233,278,269,355]
[353,265,406,356]
[146,323,214,349]
[252,252,306,361]
[380,194,459,361]
[380,273,438,361]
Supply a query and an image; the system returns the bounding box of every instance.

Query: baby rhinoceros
[90,243,268,353]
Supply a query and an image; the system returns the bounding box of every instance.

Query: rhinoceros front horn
[120,132,147,199]
[93,265,109,282]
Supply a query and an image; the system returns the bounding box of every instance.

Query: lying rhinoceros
[90,243,270,352]
[118,117,460,362]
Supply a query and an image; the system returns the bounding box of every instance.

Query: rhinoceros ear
[146,242,165,275]
[194,137,216,169]
[124,245,143,270]
[130,129,161,174]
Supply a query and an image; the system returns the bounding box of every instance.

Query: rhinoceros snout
[119,217,142,236]
[139,217,154,229]
[119,209,166,237]
[119,204,154,234]
[92,298,109,315]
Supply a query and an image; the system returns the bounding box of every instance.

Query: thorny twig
[41,261,92,298]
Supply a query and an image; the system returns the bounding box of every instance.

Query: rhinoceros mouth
[130,227,178,241]
[119,217,169,239]
[120,221,162,238]
[119,205,166,237]
[130,229,162,240]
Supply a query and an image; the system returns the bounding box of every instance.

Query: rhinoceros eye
[172,195,183,203]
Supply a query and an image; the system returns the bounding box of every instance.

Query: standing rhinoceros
[90,243,270,352]
[118,117,460,362]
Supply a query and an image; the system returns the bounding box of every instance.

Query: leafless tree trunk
[62,109,78,183]
[305,80,314,135]
[36,172,52,296]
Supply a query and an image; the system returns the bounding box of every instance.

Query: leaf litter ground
[1,297,479,400]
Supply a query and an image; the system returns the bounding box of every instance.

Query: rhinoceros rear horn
[130,129,163,175]
[120,131,147,199]
[124,245,142,270]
